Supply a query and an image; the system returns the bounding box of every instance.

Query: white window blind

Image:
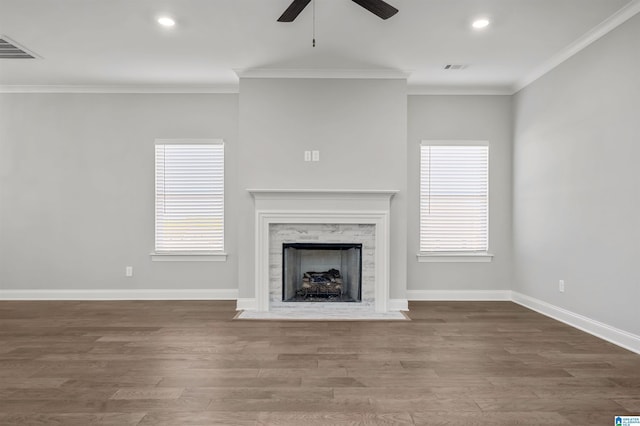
[420,142,488,253]
[155,140,224,253]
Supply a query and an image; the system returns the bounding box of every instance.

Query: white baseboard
[236,298,257,311]
[389,298,409,311]
[512,291,640,355]
[0,289,239,301]
[407,290,512,301]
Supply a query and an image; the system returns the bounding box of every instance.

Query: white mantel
[245,189,398,315]
[248,189,398,206]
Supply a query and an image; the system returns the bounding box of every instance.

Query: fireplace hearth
[282,243,362,303]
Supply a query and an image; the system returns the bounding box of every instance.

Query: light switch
[304,151,311,162]
[312,150,320,162]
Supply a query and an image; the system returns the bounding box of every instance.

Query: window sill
[150,252,228,262]
[417,252,494,263]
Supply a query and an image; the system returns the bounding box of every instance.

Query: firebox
[282,243,362,302]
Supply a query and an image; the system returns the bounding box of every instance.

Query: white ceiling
[0,0,638,93]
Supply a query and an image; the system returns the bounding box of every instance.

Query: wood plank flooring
[0,300,639,425]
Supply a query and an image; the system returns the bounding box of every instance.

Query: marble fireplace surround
[245,189,399,317]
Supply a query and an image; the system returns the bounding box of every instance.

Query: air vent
[444,64,467,70]
[0,36,36,59]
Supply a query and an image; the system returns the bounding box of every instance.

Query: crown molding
[407,85,513,96]
[235,68,409,80]
[0,84,239,94]
[2,82,511,96]
[514,0,640,93]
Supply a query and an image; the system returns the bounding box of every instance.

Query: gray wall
[407,95,513,292]
[513,14,640,335]
[0,86,514,300]
[0,93,239,291]
[237,78,408,299]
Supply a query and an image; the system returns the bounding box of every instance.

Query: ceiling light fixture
[472,18,490,29]
[157,16,176,27]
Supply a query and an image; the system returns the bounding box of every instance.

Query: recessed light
[472,18,490,29]
[157,16,176,27]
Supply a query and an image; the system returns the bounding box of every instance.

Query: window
[419,141,490,261]
[153,139,225,260]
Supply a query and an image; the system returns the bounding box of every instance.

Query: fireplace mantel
[248,188,399,196]
[246,189,399,315]
[247,189,398,206]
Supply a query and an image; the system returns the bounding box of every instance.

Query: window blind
[155,140,224,252]
[420,143,488,253]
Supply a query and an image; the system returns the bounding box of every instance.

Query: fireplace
[245,189,399,315]
[282,243,362,302]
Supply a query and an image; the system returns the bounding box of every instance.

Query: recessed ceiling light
[157,16,176,27]
[472,18,490,29]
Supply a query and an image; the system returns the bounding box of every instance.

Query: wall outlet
[125,266,133,277]
[559,279,565,292]
[312,150,320,162]
[304,151,311,162]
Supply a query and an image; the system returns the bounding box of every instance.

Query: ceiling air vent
[444,64,467,70]
[0,36,36,59]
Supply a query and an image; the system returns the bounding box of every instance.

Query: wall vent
[0,36,37,59]
[444,64,467,70]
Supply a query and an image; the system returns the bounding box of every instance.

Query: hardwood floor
[0,300,639,425]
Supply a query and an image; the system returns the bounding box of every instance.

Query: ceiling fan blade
[277,0,312,22]
[351,0,398,20]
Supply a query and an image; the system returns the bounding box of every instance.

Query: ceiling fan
[277,0,398,22]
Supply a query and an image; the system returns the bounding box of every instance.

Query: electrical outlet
[304,151,311,162]
[126,266,133,277]
[312,150,320,162]
[559,279,565,292]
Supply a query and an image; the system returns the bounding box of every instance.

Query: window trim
[151,138,226,262]
[416,252,493,263]
[418,140,492,263]
[150,252,227,262]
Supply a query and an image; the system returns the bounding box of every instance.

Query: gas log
[298,269,344,298]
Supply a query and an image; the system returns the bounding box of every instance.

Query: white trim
[154,138,224,146]
[407,290,511,301]
[420,139,488,147]
[514,0,640,92]
[246,188,399,197]
[407,85,512,96]
[150,252,227,262]
[235,68,409,80]
[417,253,494,263]
[0,289,239,301]
[512,292,640,355]
[389,299,409,311]
[236,298,257,311]
[0,84,239,94]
